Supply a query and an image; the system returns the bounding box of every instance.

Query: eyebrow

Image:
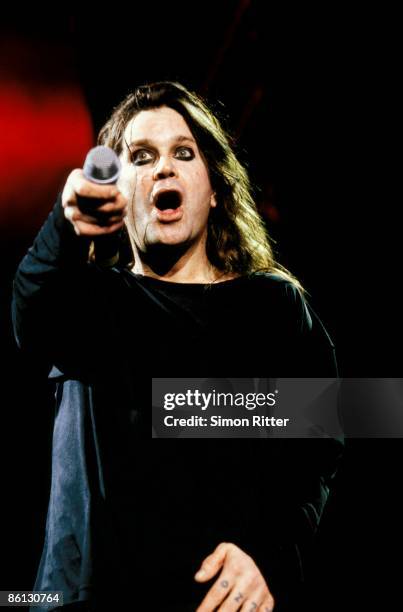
[127,135,196,150]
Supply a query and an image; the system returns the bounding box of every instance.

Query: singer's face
[119,106,216,252]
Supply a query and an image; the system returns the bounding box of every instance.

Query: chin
[153,227,191,247]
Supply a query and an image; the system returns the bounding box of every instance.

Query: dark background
[1,5,401,609]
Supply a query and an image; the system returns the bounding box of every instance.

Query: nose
[152,156,178,181]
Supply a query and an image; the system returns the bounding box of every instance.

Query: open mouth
[154,190,182,211]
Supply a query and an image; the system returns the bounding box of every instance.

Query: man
[13,82,342,610]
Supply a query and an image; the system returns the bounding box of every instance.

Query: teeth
[155,191,181,210]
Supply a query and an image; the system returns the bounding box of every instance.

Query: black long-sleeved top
[12,197,343,610]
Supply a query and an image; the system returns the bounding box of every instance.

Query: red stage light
[0,37,93,240]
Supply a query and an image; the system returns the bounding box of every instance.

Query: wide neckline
[124,269,248,288]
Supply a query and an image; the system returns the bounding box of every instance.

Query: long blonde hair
[98,81,303,290]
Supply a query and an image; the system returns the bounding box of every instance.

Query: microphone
[78,145,122,267]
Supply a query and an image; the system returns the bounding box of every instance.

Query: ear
[210,191,217,208]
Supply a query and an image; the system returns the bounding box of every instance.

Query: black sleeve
[240,437,344,608]
[11,195,99,378]
[283,282,338,377]
[239,276,343,605]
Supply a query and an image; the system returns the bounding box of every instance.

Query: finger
[64,205,107,225]
[219,576,264,612]
[195,543,232,582]
[79,210,126,226]
[256,594,275,612]
[240,600,259,612]
[238,587,273,612]
[217,586,246,611]
[86,207,127,226]
[195,575,233,612]
[91,194,127,213]
[72,218,125,237]
[64,204,126,226]
[61,178,77,208]
[67,169,119,200]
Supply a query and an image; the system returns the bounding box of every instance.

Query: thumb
[194,542,229,582]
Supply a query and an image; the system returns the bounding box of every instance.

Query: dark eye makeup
[131,146,195,166]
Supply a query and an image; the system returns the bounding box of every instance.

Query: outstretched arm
[12,171,126,372]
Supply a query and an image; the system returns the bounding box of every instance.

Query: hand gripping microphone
[79,145,122,267]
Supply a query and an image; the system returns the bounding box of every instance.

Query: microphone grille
[83,146,121,184]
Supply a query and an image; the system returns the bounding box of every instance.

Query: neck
[132,239,223,283]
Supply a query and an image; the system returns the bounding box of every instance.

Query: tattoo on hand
[249,603,258,611]
[234,592,243,602]
[220,580,229,589]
